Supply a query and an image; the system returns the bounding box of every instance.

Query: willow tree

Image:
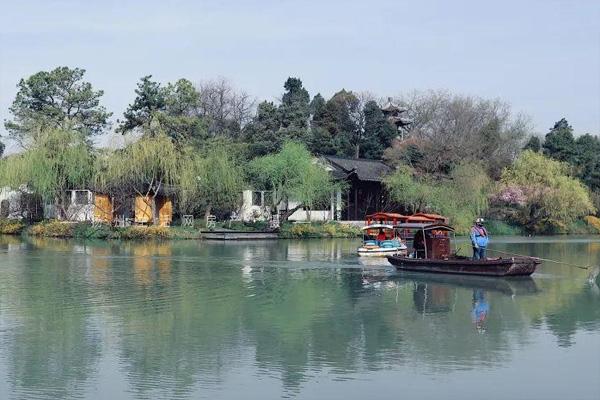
[0,128,94,218]
[384,162,492,232]
[95,133,179,224]
[179,144,246,220]
[250,141,338,222]
[499,150,595,232]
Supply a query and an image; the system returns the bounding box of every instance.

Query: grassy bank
[24,221,201,240]
[279,222,362,239]
[0,219,26,235]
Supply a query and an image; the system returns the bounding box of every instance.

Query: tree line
[0,66,598,232]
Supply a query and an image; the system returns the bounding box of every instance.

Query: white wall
[0,187,23,219]
[65,190,94,221]
[239,190,272,221]
[239,189,342,222]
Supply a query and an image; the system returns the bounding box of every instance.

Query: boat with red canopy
[386,222,541,277]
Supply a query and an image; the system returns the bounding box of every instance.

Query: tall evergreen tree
[5,67,111,147]
[278,77,311,144]
[117,76,167,133]
[360,100,397,159]
[523,135,542,152]
[308,93,336,155]
[309,89,360,157]
[543,118,576,163]
[243,101,282,157]
[117,76,206,144]
[574,133,600,190]
[280,77,310,129]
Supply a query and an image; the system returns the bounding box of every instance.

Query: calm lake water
[0,236,599,400]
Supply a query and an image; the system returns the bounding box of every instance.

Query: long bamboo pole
[486,248,592,270]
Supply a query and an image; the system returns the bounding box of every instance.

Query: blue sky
[1,0,598,149]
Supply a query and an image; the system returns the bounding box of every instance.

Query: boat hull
[387,255,540,277]
[357,248,407,257]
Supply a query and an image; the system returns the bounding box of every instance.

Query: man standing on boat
[470,218,489,260]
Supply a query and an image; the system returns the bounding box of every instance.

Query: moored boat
[357,224,407,257]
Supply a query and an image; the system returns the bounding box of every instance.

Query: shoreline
[1,218,599,241]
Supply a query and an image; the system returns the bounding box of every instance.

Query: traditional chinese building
[321,156,392,221]
[381,98,411,140]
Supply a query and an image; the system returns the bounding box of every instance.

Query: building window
[74,191,89,205]
[252,191,262,207]
[0,200,9,218]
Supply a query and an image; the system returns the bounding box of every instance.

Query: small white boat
[357,224,407,257]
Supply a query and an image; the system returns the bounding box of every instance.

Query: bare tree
[196,78,256,137]
[348,91,376,158]
[386,90,530,177]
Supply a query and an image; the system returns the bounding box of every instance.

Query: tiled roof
[322,156,392,182]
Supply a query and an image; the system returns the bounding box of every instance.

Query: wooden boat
[386,222,541,277]
[387,255,540,277]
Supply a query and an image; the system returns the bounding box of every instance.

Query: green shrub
[484,220,523,236]
[585,215,600,233]
[565,219,597,234]
[169,226,202,239]
[0,219,25,235]
[72,222,115,239]
[119,225,172,240]
[279,222,361,238]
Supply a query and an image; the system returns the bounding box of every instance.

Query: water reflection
[0,236,598,399]
[471,289,489,333]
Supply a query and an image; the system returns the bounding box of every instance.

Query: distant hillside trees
[4,67,111,147]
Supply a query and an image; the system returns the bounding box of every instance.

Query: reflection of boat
[394,271,539,296]
[357,256,392,267]
[387,223,541,276]
[357,223,407,257]
[413,283,453,313]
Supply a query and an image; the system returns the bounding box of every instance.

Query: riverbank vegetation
[0,66,598,236]
[21,220,201,240]
[279,222,362,239]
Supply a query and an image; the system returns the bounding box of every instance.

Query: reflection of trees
[1,241,100,399]
[544,284,600,347]
[491,240,600,346]
[1,237,599,398]
[103,243,248,398]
